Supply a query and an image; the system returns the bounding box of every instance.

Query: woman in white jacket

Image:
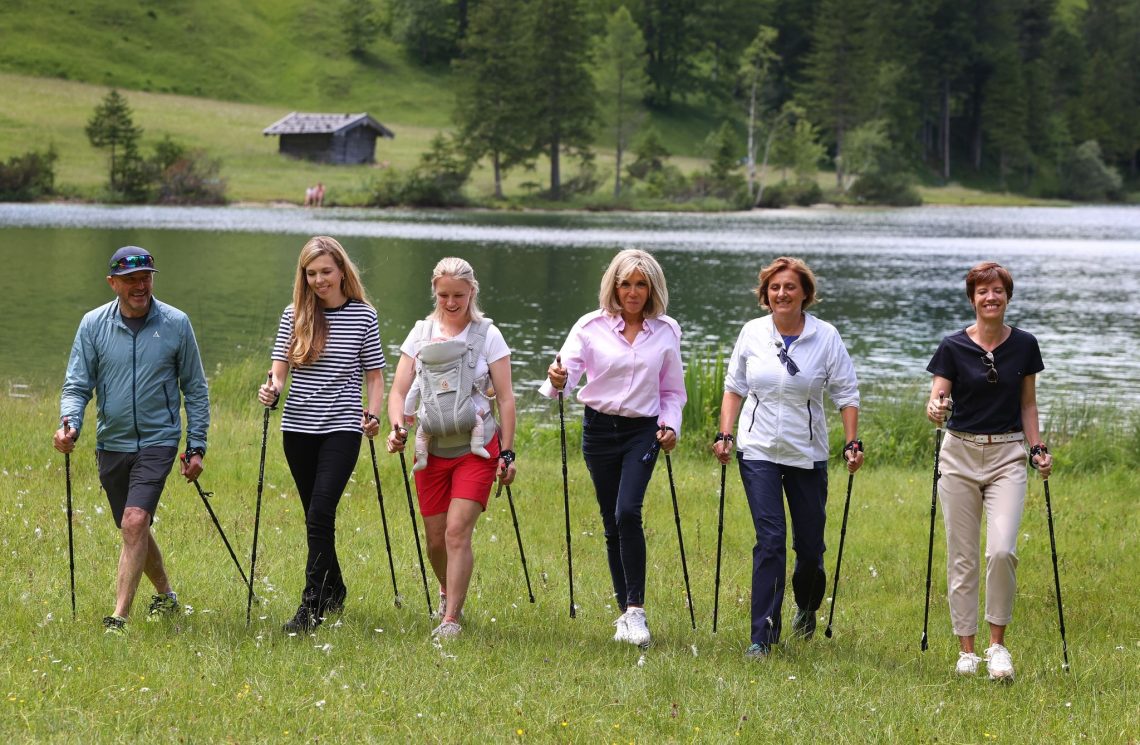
[713,256,864,659]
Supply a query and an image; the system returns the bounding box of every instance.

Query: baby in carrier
[405,325,493,472]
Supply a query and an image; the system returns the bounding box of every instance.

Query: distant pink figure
[315,182,325,207]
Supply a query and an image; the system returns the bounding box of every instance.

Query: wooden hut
[262,112,395,164]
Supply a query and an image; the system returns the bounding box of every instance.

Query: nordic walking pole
[181,454,252,593]
[825,467,857,642]
[555,355,576,619]
[365,414,401,608]
[1043,478,1071,671]
[247,372,274,626]
[662,428,696,630]
[713,461,727,633]
[497,480,535,603]
[921,393,945,652]
[396,431,432,617]
[62,416,76,621]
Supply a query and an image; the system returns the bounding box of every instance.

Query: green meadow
[2,358,1137,741]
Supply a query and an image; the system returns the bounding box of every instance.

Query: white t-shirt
[399,318,510,455]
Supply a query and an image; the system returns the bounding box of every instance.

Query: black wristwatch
[714,432,735,444]
[184,446,206,461]
[499,449,516,466]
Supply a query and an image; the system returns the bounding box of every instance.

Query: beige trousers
[938,435,1027,636]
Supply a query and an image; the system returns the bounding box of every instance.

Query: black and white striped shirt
[272,300,386,434]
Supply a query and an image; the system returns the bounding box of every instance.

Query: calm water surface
[2,203,1138,413]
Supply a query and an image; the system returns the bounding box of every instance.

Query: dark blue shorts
[96,446,179,528]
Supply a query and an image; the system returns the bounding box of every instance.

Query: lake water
[2,203,1139,412]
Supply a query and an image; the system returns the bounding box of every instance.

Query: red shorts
[413,438,500,517]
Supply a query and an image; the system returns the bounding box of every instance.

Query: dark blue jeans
[582,407,660,610]
[283,430,361,611]
[738,456,828,647]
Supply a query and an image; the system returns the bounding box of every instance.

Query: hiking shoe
[435,593,463,621]
[323,588,347,615]
[612,613,631,643]
[103,615,127,636]
[744,642,769,660]
[791,607,816,640]
[432,620,462,639]
[985,644,1015,682]
[956,651,983,676]
[282,604,322,634]
[145,593,180,621]
[623,607,651,647]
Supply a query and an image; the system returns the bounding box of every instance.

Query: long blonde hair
[428,257,484,323]
[289,236,370,366]
[598,248,669,318]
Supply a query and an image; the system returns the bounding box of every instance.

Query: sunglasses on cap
[110,254,155,272]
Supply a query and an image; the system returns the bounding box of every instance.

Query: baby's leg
[469,408,489,459]
[413,427,430,472]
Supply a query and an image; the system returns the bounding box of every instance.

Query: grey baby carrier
[414,318,493,437]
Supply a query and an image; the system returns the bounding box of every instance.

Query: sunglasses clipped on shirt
[981,351,998,384]
[776,341,800,376]
[110,254,155,272]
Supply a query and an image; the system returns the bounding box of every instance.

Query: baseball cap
[108,246,159,276]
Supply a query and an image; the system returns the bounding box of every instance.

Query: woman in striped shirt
[258,236,386,634]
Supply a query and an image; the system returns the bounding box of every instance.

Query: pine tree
[528,0,597,199]
[453,0,535,199]
[593,6,649,198]
[85,90,142,195]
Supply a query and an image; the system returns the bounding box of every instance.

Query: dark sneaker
[103,615,127,635]
[145,593,180,621]
[744,642,769,660]
[792,607,817,640]
[282,604,322,634]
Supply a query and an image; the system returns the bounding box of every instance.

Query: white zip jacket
[724,313,860,468]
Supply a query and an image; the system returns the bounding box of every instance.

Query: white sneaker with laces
[623,607,651,647]
[956,651,982,675]
[984,644,1015,682]
[612,612,630,642]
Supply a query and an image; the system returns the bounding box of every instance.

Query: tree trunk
[746,81,757,198]
[941,77,951,182]
[493,151,503,200]
[550,134,561,200]
[755,124,778,208]
[615,76,624,199]
[835,122,845,190]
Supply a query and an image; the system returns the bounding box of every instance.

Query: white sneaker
[984,644,1015,682]
[612,613,630,643]
[432,620,462,639]
[435,593,463,621]
[956,651,982,676]
[623,607,651,647]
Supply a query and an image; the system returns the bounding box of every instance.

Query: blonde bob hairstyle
[289,236,371,366]
[429,257,485,323]
[598,249,669,318]
[754,256,818,310]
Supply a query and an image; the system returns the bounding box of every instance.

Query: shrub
[156,149,227,204]
[1062,140,1122,202]
[849,171,922,206]
[758,180,823,208]
[0,147,58,201]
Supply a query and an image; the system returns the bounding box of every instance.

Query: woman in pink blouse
[541,249,686,648]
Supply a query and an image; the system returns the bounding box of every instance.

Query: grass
[2,358,1138,741]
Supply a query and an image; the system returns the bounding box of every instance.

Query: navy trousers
[738,456,828,647]
[581,407,660,609]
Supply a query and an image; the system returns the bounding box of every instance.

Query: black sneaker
[791,607,817,640]
[323,588,347,615]
[145,593,180,621]
[282,604,322,634]
[102,615,127,635]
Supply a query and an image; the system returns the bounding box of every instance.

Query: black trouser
[581,407,660,610]
[282,430,360,611]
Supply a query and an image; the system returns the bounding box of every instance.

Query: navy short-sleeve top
[926,327,1044,434]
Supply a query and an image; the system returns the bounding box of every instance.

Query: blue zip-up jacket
[60,297,210,453]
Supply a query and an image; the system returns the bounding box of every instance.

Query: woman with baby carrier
[258,237,386,634]
[541,248,686,648]
[386,257,517,640]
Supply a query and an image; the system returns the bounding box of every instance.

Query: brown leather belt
[946,429,1024,445]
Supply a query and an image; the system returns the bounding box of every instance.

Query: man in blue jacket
[52,246,210,634]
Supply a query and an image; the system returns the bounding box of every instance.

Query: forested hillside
[2,0,1137,205]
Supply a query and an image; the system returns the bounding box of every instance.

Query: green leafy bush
[0,147,58,201]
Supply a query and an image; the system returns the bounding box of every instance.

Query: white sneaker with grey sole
[984,644,1015,682]
[956,651,982,675]
[623,607,651,647]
